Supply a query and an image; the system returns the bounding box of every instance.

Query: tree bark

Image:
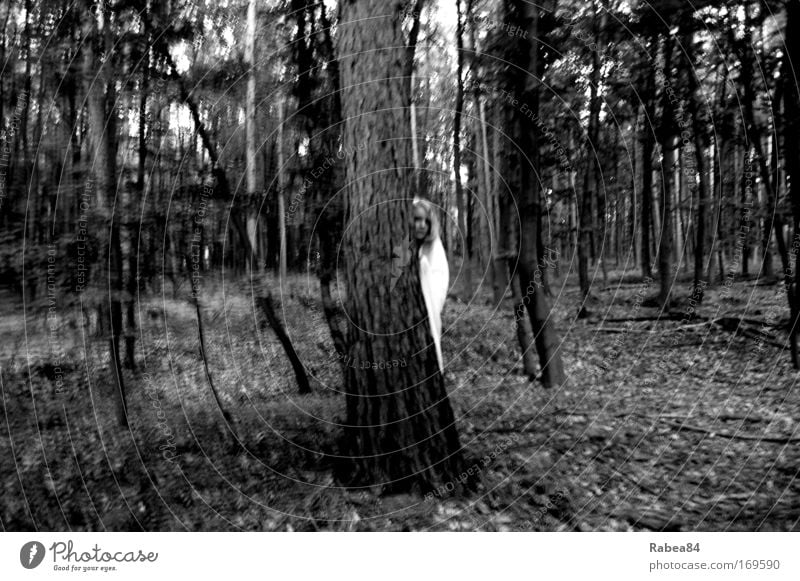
[245,0,260,270]
[290,0,348,360]
[82,1,127,426]
[276,97,287,282]
[656,36,676,309]
[578,8,602,316]
[738,4,789,281]
[127,0,150,371]
[478,96,494,289]
[404,0,425,195]
[257,296,311,394]
[684,31,709,303]
[504,0,565,388]
[455,0,471,289]
[511,271,538,379]
[640,43,656,278]
[336,0,463,491]
[784,0,800,368]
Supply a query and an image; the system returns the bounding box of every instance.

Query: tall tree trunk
[685,31,709,302]
[404,0,424,195]
[498,155,535,376]
[291,0,339,341]
[738,4,788,281]
[578,16,601,316]
[336,0,463,491]
[313,2,348,358]
[454,0,471,290]
[488,102,508,305]
[640,70,656,280]
[20,0,32,224]
[277,97,287,282]
[82,1,126,426]
[783,0,800,367]
[478,96,494,291]
[656,36,675,309]
[245,0,260,270]
[505,0,565,388]
[0,6,8,149]
[127,0,150,370]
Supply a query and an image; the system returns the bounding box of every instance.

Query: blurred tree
[502,0,565,388]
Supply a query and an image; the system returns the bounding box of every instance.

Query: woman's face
[413,206,429,241]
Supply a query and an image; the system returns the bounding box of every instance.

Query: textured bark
[336,0,463,491]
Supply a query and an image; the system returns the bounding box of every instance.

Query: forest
[1,0,799,531]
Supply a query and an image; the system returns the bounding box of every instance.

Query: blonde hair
[413,198,440,243]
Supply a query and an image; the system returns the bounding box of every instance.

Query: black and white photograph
[1,0,800,553]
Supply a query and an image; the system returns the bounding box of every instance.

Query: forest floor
[2,266,799,531]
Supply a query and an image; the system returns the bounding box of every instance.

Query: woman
[413,198,449,373]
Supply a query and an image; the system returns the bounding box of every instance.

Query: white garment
[418,238,449,372]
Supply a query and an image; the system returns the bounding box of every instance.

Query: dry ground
[2,267,799,531]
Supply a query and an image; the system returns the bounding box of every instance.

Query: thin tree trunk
[257,295,311,394]
[245,0,260,270]
[478,97,496,293]
[454,0,470,290]
[656,37,676,309]
[511,271,538,378]
[316,2,349,359]
[404,0,424,194]
[658,136,677,308]
[277,97,287,283]
[82,0,126,425]
[783,0,800,367]
[578,28,601,314]
[489,102,508,305]
[685,30,710,302]
[640,73,655,281]
[127,1,150,370]
[188,252,239,439]
[505,0,565,388]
